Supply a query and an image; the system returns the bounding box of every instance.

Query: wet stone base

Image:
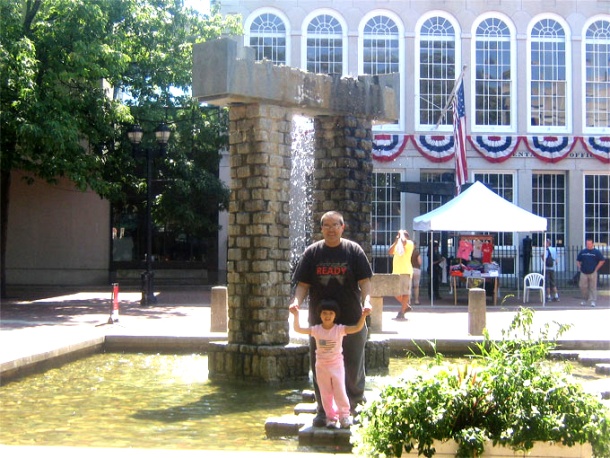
[263,339,390,449]
[265,390,352,451]
[207,342,310,383]
[208,338,390,383]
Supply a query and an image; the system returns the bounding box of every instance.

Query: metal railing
[372,244,609,292]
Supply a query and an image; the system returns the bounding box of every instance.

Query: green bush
[352,307,610,457]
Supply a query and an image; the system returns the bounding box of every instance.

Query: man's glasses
[322,223,342,230]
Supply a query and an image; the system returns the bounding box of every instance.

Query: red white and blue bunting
[371,133,609,164]
[372,134,409,162]
[522,136,577,163]
[411,135,454,163]
[581,136,610,164]
[468,135,520,163]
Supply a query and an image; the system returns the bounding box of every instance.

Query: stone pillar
[468,288,486,335]
[227,103,292,346]
[210,286,228,332]
[312,115,373,258]
[370,274,402,332]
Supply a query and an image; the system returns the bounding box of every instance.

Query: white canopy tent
[413,181,547,305]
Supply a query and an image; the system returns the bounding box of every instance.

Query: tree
[0,0,242,294]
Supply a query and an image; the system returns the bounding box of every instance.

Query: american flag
[452,81,468,194]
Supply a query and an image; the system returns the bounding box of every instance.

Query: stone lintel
[371,274,402,297]
[193,37,399,122]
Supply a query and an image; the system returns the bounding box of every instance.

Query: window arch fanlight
[471,14,516,133]
[582,16,610,134]
[301,9,348,76]
[360,13,400,75]
[358,10,405,131]
[415,12,461,132]
[244,8,290,65]
[527,15,572,133]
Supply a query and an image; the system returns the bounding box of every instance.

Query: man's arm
[595,257,606,273]
[289,282,310,308]
[289,305,311,335]
[345,307,371,334]
[358,277,372,313]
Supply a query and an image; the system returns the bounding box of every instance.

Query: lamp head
[154,123,171,145]
[127,124,143,145]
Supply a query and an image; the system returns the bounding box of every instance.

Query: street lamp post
[127,123,171,306]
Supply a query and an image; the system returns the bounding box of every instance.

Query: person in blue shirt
[576,238,606,307]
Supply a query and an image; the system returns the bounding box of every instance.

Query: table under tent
[412,181,548,306]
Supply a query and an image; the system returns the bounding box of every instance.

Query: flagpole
[434,65,468,129]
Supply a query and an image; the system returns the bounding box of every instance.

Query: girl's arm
[289,305,311,335]
[345,307,371,335]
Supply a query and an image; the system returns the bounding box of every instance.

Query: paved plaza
[1,284,609,457]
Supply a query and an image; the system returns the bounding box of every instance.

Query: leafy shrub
[352,307,610,457]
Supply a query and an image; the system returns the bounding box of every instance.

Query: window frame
[244,8,291,65]
[583,173,610,246]
[526,14,572,134]
[581,16,610,135]
[414,12,462,132]
[358,10,406,131]
[470,13,517,133]
[301,9,348,76]
[532,173,566,247]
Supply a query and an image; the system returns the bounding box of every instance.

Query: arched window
[583,18,610,133]
[416,15,459,129]
[362,15,399,75]
[360,13,403,129]
[528,17,570,131]
[473,16,514,131]
[305,13,344,75]
[247,12,287,65]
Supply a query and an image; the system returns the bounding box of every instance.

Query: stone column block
[468,288,487,335]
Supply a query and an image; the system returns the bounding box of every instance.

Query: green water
[0,353,601,452]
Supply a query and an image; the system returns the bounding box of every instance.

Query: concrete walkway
[1,284,609,457]
[1,284,608,368]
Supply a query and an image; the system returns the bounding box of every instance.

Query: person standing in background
[411,242,422,306]
[576,238,606,307]
[388,230,414,320]
[523,235,532,276]
[542,239,559,302]
[428,241,445,300]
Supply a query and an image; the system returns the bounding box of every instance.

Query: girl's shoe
[326,419,338,429]
[339,416,353,429]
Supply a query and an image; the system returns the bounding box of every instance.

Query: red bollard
[108,283,120,324]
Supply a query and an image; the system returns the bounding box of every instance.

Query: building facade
[216,0,610,285]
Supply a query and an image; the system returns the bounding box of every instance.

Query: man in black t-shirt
[289,211,373,427]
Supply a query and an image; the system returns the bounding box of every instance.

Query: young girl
[289,299,371,429]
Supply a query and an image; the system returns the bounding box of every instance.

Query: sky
[184,0,210,14]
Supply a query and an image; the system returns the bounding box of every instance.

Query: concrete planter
[406,440,593,457]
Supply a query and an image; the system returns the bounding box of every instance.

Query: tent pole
[542,231,547,307]
[430,231,434,307]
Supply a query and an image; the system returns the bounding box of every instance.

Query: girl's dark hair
[318,299,340,319]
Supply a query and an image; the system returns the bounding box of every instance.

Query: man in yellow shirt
[389,230,414,320]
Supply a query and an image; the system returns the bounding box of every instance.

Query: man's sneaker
[394,312,405,320]
[326,419,338,429]
[339,416,353,429]
[312,412,326,427]
[553,296,560,302]
[580,301,588,306]
[591,301,596,307]
[546,296,551,302]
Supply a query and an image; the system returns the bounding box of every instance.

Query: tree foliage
[0,0,242,289]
